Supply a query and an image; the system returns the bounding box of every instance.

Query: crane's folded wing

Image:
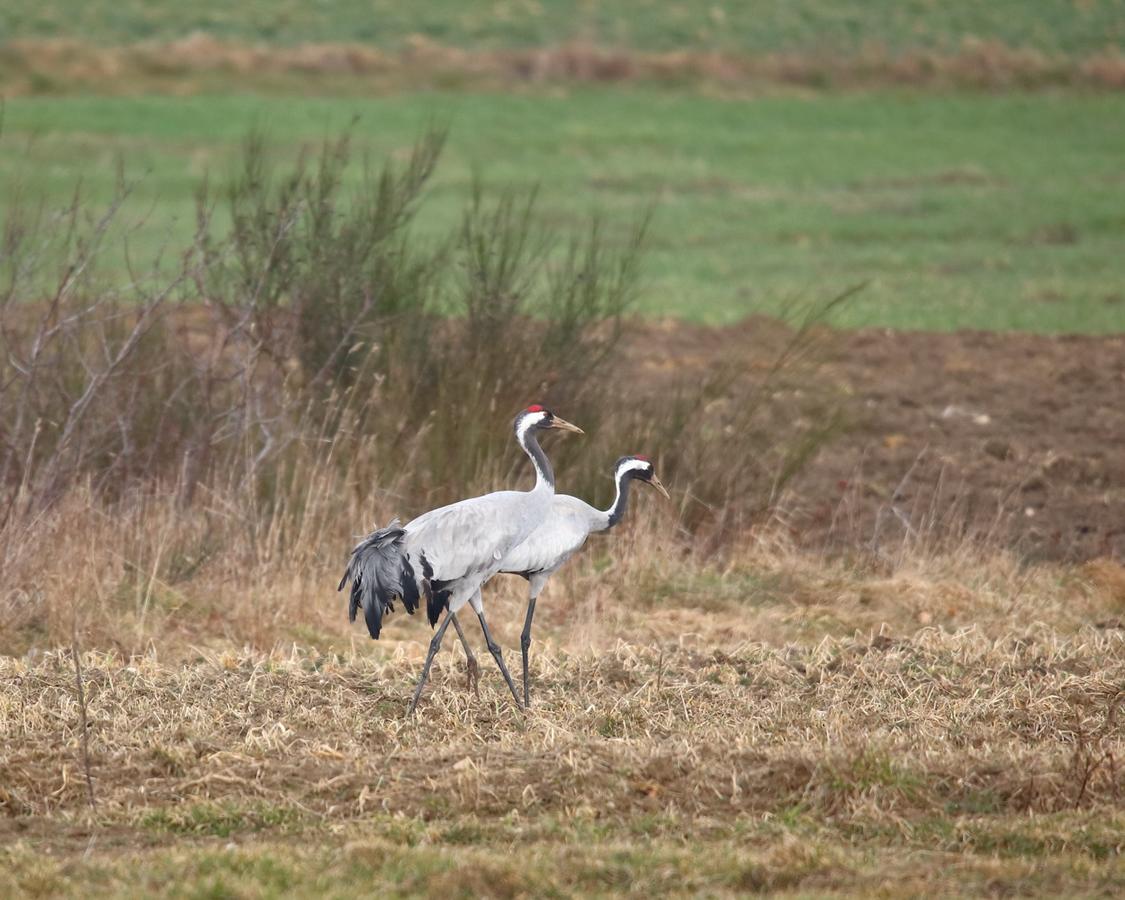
[499,496,593,575]
[403,490,540,582]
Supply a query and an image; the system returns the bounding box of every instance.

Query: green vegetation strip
[4,0,1124,56]
[2,91,1123,332]
[4,809,1123,898]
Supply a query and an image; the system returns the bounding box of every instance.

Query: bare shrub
[0,180,197,523]
[198,129,446,386]
[0,127,843,655]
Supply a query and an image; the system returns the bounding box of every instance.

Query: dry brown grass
[6,622,1124,824]
[3,35,1124,96]
[6,472,1120,885]
[3,511,1125,895]
[6,461,1119,660]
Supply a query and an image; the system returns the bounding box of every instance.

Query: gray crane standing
[496,455,668,706]
[338,405,582,714]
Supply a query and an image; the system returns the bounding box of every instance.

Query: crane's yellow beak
[648,472,670,499]
[549,416,584,434]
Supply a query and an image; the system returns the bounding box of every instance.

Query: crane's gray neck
[518,427,554,491]
[603,469,635,530]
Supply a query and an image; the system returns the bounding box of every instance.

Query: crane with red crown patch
[338,404,583,715]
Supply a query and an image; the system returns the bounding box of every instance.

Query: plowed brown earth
[628,320,1125,562]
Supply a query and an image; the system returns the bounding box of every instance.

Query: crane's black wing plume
[338,519,421,639]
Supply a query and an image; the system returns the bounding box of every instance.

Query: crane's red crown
[635,454,650,462]
[526,404,545,413]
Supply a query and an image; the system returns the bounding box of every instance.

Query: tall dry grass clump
[0,129,840,657]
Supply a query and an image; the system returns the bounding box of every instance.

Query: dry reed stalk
[70,623,96,809]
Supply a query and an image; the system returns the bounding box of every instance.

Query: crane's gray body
[338,405,588,714]
[340,477,553,637]
[403,484,554,614]
[497,494,608,595]
[499,456,656,594]
[339,408,566,640]
[493,456,662,707]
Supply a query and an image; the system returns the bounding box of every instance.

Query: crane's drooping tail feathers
[337,519,421,639]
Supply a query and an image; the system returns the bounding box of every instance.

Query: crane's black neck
[518,425,554,491]
[604,468,636,529]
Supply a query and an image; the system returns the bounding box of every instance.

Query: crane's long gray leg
[475,609,524,710]
[450,613,481,695]
[407,611,454,716]
[520,595,538,707]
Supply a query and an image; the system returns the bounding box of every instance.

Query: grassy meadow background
[2,3,1124,898]
[3,91,1124,331]
[4,0,1124,53]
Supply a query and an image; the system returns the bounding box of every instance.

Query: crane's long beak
[648,473,671,499]
[549,416,584,434]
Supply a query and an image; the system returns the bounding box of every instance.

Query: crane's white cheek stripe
[516,414,538,445]
[516,412,549,446]
[616,460,651,479]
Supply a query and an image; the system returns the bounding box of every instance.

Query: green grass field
[4,0,1124,55]
[2,90,1123,331]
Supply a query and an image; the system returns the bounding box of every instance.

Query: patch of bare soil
[627,320,1125,562]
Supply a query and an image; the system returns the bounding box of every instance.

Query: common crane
[497,455,668,705]
[338,405,582,714]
